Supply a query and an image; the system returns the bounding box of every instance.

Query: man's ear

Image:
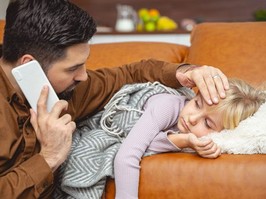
[19,54,35,65]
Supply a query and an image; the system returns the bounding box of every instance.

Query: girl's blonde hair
[210,78,266,129]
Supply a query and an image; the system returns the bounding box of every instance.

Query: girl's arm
[114,94,186,199]
[168,133,221,158]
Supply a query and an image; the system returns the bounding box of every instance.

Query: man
[0,0,228,198]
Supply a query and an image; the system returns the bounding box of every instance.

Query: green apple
[138,8,150,22]
[145,21,156,32]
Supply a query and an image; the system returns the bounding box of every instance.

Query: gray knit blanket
[54,82,194,199]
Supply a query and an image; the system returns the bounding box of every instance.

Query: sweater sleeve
[114,94,186,199]
[145,130,182,154]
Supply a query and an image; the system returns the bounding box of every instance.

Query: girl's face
[177,93,224,137]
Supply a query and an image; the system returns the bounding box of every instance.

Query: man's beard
[58,89,74,101]
[57,82,80,101]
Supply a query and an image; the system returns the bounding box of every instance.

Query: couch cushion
[186,22,266,86]
[86,42,189,70]
[104,153,266,199]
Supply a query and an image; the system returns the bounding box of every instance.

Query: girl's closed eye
[194,96,202,109]
[204,119,212,129]
[194,99,200,108]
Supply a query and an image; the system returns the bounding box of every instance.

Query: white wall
[0,0,9,20]
[91,34,191,46]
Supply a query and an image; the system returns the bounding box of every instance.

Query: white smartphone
[11,60,59,113]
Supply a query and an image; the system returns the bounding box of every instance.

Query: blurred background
[1,0,265,32]
[1,0,265,45]
[69,0,266,33]
[0,0,9,19]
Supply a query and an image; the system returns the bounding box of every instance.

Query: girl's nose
[188,113,201,126]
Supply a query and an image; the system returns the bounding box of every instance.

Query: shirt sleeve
[70,59,196,121]
[114,94,186,199]
[0,154,54,198]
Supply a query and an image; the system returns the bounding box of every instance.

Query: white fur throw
[202,102,266,154]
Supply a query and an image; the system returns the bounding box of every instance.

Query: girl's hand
[187,133,221,159]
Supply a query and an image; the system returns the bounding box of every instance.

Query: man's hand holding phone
[30,86,76,172]
[12,60,59,113]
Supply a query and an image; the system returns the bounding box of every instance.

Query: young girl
[114,78,266,199]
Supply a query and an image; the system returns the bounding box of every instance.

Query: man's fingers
[209,69,229,100]
[181,65,229,105]
[37,85,49,116]
[30,109,38,131]
[49,100,69,118]
[217,70,230,95]
[67,121,77,133]
[196,74,213,105]
[200,66,224,104]
[59,114,77,132]
[213,75,225,96]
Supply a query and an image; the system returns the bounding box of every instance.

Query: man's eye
[68,68,77,72]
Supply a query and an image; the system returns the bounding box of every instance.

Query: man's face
[177,93,224,137]
[46,43,90,100]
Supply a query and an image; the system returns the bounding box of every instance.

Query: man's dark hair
[2,0,97,69]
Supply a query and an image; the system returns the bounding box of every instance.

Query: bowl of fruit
[137,8,178,32]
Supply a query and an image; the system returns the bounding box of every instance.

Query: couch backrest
[86,42,189,70]
[186,22,266,86]
[1,19,264,87]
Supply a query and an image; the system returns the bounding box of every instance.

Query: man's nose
[75,66,88,82]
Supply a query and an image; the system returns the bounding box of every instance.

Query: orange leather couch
[1,20,266,199]
[87,22,266,199]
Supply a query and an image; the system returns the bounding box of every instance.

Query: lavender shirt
[114,93,187,199]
